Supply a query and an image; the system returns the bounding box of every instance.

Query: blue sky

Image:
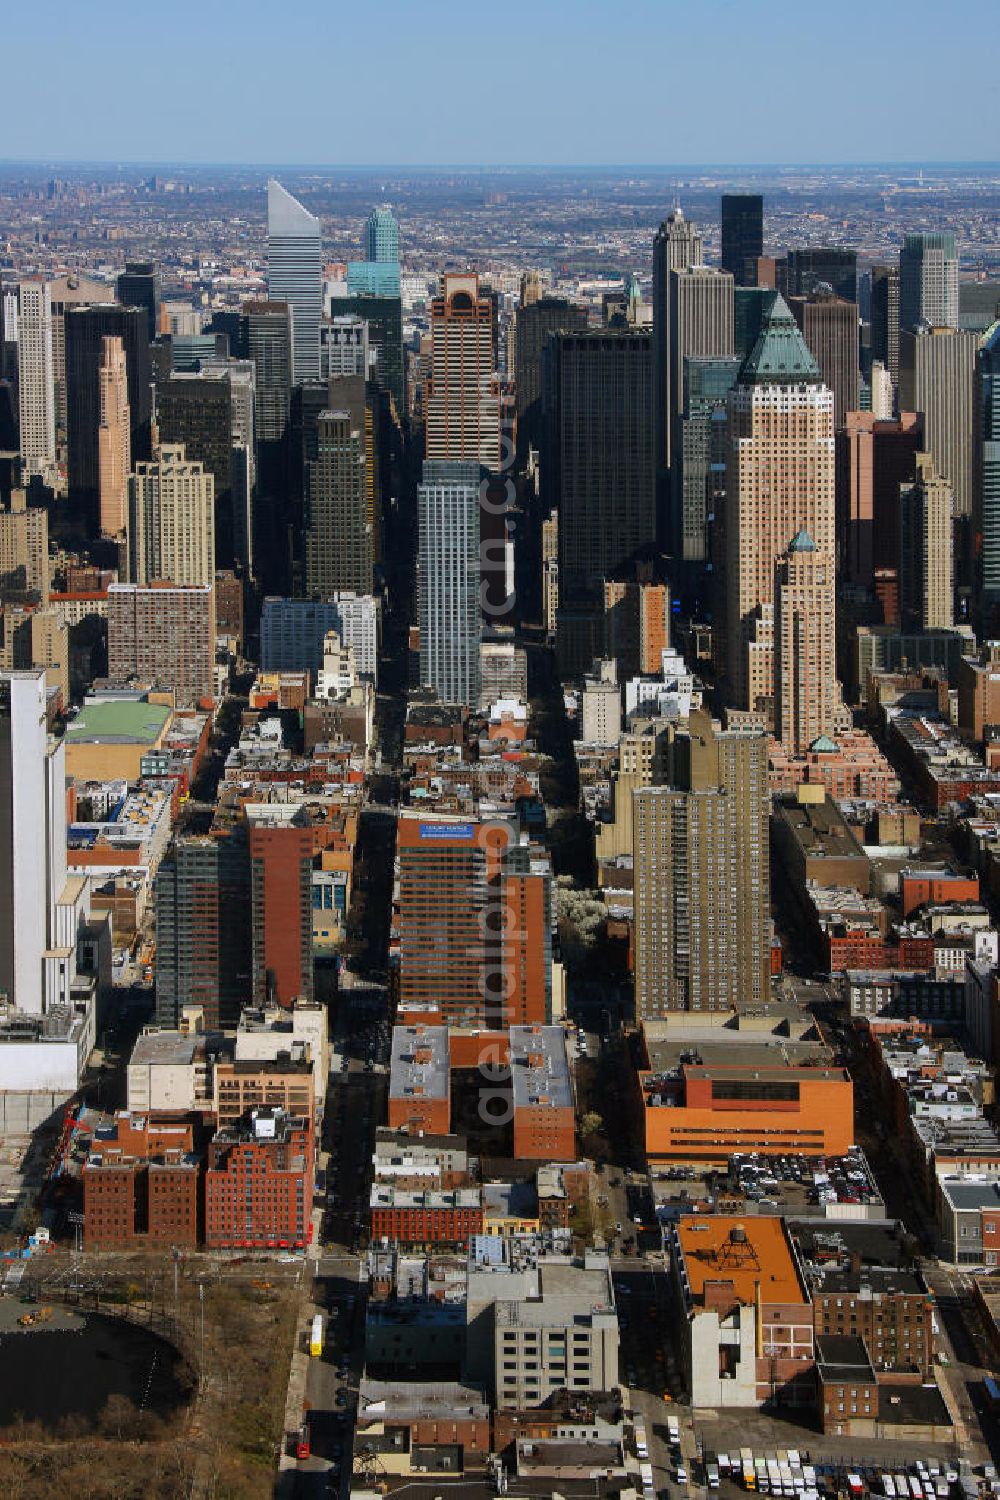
[4,0,995,165]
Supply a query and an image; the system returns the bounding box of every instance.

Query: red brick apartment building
[83,1113,200,1250]
[204,1108,312,1250]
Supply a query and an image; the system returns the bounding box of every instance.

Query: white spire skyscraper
[266,179,322,383]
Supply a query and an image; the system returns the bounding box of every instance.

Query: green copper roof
[809,734,839,753]
[739,292,822,385]
[788,529,816,552]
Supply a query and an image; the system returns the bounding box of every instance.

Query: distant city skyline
[3,0,994,166]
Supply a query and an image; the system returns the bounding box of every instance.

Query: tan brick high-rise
[725,293,837,716]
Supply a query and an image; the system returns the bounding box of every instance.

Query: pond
[0,1305,194,1432]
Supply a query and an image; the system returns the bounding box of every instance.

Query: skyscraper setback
[724,293,836,716]
[266,180,322,383]
[652,207,704,475]
[128,444,215,588]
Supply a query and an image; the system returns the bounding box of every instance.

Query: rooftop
[674,1215,808,1307]
[67,699,171,746]
[389,1025,450,1103]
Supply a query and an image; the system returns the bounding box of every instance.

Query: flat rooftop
[128,1028,215,1068]
[675,1215,807,1307]
[509,1025,573,1111]
[66,699,171,745]
[777,798,869,862]
[389,1025,450,1102]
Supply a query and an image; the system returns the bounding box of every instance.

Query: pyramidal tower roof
[739,291,821,385]
[788,528,817,552]
[267,179,320,238]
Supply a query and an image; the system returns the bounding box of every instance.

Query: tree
[580,1111,604,1138]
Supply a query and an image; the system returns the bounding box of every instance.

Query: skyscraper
[156,371,234,566]
[975,322,1000,628]
[116,262,161,343]
[899,325,976,516]
[514,297,587,461]
[633,710,770,1017]
[785,248,857,303]
[331,292,404,418]
[395,815,552,1028]
[667,267,734,559]
[835,411,923,587]
[364,205,399,263]
[899,451,953,632]
[65,305,152,534]
[107,582,215,705]
[305,406,372,597]
[773,531,839,754]
[789,292,859,428]
[241,300,292,448]
[725,293,836,714]
[426,274,500,468]
[899,232,959,332]
[266,179,322,383]
[16,280,56,478]
[0,669,72,1016]
[652,207,703,476]
[97,336,130,536]
[871,264,900,388]
[546,329,655,671]
[249,816,313,1007]
[673,354,741,574]
[721,194,763,287]
[128,443,215,587]
[48,274,114,437]
[155,827,251,1028]
[0,488,49,604]
[418,460,481,706]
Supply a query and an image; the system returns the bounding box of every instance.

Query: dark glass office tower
[871,265,901,387]
[786,248,857,303]
[116,262,161,343]
[721,194,763,287]
[156,373,234,567]
[65,305,152,535]
[515,297,588,462]
[544,329,655,674]
[330,293,404,420]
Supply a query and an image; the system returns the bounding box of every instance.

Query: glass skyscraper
[418,460,482,706]
[266,179,322,383]
[365,205,399,263]
[976,322,1000,625]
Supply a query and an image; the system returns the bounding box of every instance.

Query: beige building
[580,658,620,746]
[542,508,558,635]
[595,721,669,860]
[725,293,836,716]
[899,325,976,517]
[634,710,770,1016]
[214,1057,314,1128]
[774,532,842,755]
[97,336,131,536]
[128,444,215,588]
[16,280,56,478]
[425,273,500,468]
[465,1251,619,1408]
[108,582,215,706]
[0,607,69,703]
[900,451,953,631]
[0,488,49,603]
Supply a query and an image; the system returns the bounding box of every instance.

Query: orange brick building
[640,1063,854,1164]
[395,816,553,1028]
[670,1215,815,1409]
[249,819,314,1006]
[388,1024,576,1162]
